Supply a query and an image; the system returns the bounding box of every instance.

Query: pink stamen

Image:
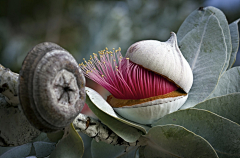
[80,48,178,99]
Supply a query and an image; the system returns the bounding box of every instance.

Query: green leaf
[33,141,56,157]
[0,143,32,158]
[47,130,64,143]
[228,19,240,69]
[91,139,125,158]
[153,108,240,157]
[31,133,50,142]
[138,147,145,158]
[78,132,93,158]
[28,133,57,157]
[142,125,218,158]
[178,7,231,73]
[195,93,240,124]
[86,87,148,142]
[208,66,240,98]
[0,146,13,156]
[118,146,139,158]
[49,124,84,158]
[140,146,176,158]
[205,7,232,74]
[177,7,228,109]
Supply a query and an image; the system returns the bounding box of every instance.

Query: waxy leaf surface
[178,7,231,73]
[33,141,56,157]
[0,132,56,157]
[142,125,218,158]
[86,87,149,142]
[195,93,240,124]
[30,133,56,157]
[228,19,240,69]
[153,108,240,157]
[177,7,227,109]
[78,132,93,158]
[47,131,64,143]
[205,7,232,74]
[49,124,84,158]
[91,139,126,158]
[118,146,139,158]
[32,132,51,142]
[208,66,240,98]
[0,143,32,158]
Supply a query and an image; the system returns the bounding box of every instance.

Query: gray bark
[0,64,146,147]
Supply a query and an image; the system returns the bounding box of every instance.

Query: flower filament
[80,47,177,99]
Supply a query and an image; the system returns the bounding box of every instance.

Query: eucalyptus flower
[80,32,193,124]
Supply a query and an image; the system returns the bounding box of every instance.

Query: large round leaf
[205,7,231,74]
[178,7,231,71]
[0,146,13,156]
[86,87,149,143]
[92,139,139,158]
[177,7,227,109]
[0,143,32,158]
[228,19,240,69]
[195,93,240,124]
[49,124,84,158]
[139,146,175,158]
[33,141,56,157]
[0,133,57,157]
[29,133,57,157]
[32,132,51,142]
[78,132,93,158]
[118,146,138,158]
[153,108,240,157]
[91,139,125,158]
[142,125,218,158]
[208,66,240,98]
[47,131,64,143]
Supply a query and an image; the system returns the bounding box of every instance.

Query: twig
[0,64,19,106]
[73,113,147,147]
[0,64,147,146]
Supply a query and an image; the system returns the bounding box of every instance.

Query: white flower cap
[125,32,193,93]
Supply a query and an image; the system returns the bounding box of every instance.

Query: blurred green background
[1,1,240,157]
[1,0,240,73]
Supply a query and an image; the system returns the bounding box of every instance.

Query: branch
[0,64,147,147]
[73,113,147,147]
[0,64,19,106]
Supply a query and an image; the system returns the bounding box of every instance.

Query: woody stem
[0,64,147,146]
